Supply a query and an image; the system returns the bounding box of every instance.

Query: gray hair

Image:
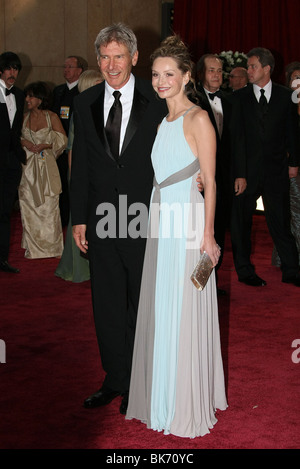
[94,23,138,58]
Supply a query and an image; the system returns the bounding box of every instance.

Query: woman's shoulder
[188,104,210,123]
[46,109,58,119]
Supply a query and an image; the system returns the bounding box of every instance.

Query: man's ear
[132,50,139,67]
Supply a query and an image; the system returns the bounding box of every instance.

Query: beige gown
[19,111,67,259]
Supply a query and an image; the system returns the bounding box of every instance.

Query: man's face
[247,56,270,87]
[203,57,223,92]
[229,69,246,91]
[0,66,19,88]
[63,57,82,84]
[97,41,138,90]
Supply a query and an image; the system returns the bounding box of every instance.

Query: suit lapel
[90,83,150,161]
[198,87,221,143]
[12,89,23,130]
[90,90,115,161]
[120,87,149,156]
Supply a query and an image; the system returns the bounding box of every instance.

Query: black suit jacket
[0,86,25,216]
[70,76,167,243]
[52,83,79,135]
[0,86,26,173]
[231,82,300,195]
[197,85,232,196]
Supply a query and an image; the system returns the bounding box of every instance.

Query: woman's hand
[33,143,51,154]
[200,236,221,268]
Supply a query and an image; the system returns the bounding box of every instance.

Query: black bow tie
[209,90,221,100]
[5,87,14,96]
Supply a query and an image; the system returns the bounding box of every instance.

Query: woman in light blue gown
[126,36,227,438]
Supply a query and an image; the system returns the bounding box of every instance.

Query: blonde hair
[78,69,103,93]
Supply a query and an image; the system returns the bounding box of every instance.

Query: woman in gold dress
[19,81,67,259]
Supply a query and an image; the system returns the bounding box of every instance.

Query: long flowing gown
[126,107,227,438]
[55,116,90,282]
[19,111,67,259]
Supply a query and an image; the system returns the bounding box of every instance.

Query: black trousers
[231,186,299,280]
[0,165,21,262]
[88,237,146,393]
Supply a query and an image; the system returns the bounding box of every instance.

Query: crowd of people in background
[0,22,299,439]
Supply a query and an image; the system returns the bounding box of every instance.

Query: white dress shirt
[104,74,135,153]
[204,87,223,137]
[67,80,79,90]
[0,78,16,127]
[253,80,272,103]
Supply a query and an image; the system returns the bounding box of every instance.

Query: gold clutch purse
[191,251,213,291]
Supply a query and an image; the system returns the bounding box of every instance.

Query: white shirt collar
[105,73,135,99]
[0,79,14,103]
[0,78,12,92]
[253,80,272,102]
[66,80,79,90]
[203,87,220,98]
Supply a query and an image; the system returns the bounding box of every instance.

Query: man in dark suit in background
[0,52,26,273]
[230,47,300,287]
[70,24,166,414]
[196,54,232,294]
[228,67,248,91]
[52,56,85,226]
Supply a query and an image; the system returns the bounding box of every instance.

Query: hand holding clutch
[190,251,213,291]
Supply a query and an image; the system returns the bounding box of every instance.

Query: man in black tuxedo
[70,24,166,414]
[231,47,300,286]
[52,56,85,226]
[0,52,26,273]
[196,54,232,294]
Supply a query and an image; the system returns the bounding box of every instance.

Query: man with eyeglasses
[52,56,86,226]
[229,67,248,91]
[0,52,26,273]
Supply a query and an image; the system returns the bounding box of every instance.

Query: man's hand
[73,224,88,253]
[196,173,204,192]
[234,177,247,195]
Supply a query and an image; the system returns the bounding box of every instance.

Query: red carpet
[0,210,299,450]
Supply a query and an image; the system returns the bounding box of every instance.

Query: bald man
[229,67,248,91]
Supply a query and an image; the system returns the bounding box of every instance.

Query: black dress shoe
[83,387,120,409]
[119,392,129,415]
[0,261,20,273]
[282,274,300,287]
[239,274,267,286]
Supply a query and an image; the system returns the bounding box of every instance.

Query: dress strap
[183,105,197,117]
[45,111,52,131]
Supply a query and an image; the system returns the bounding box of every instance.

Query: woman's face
[25,94,42,110]
[151,57,189,99]
[290,70,300,90]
